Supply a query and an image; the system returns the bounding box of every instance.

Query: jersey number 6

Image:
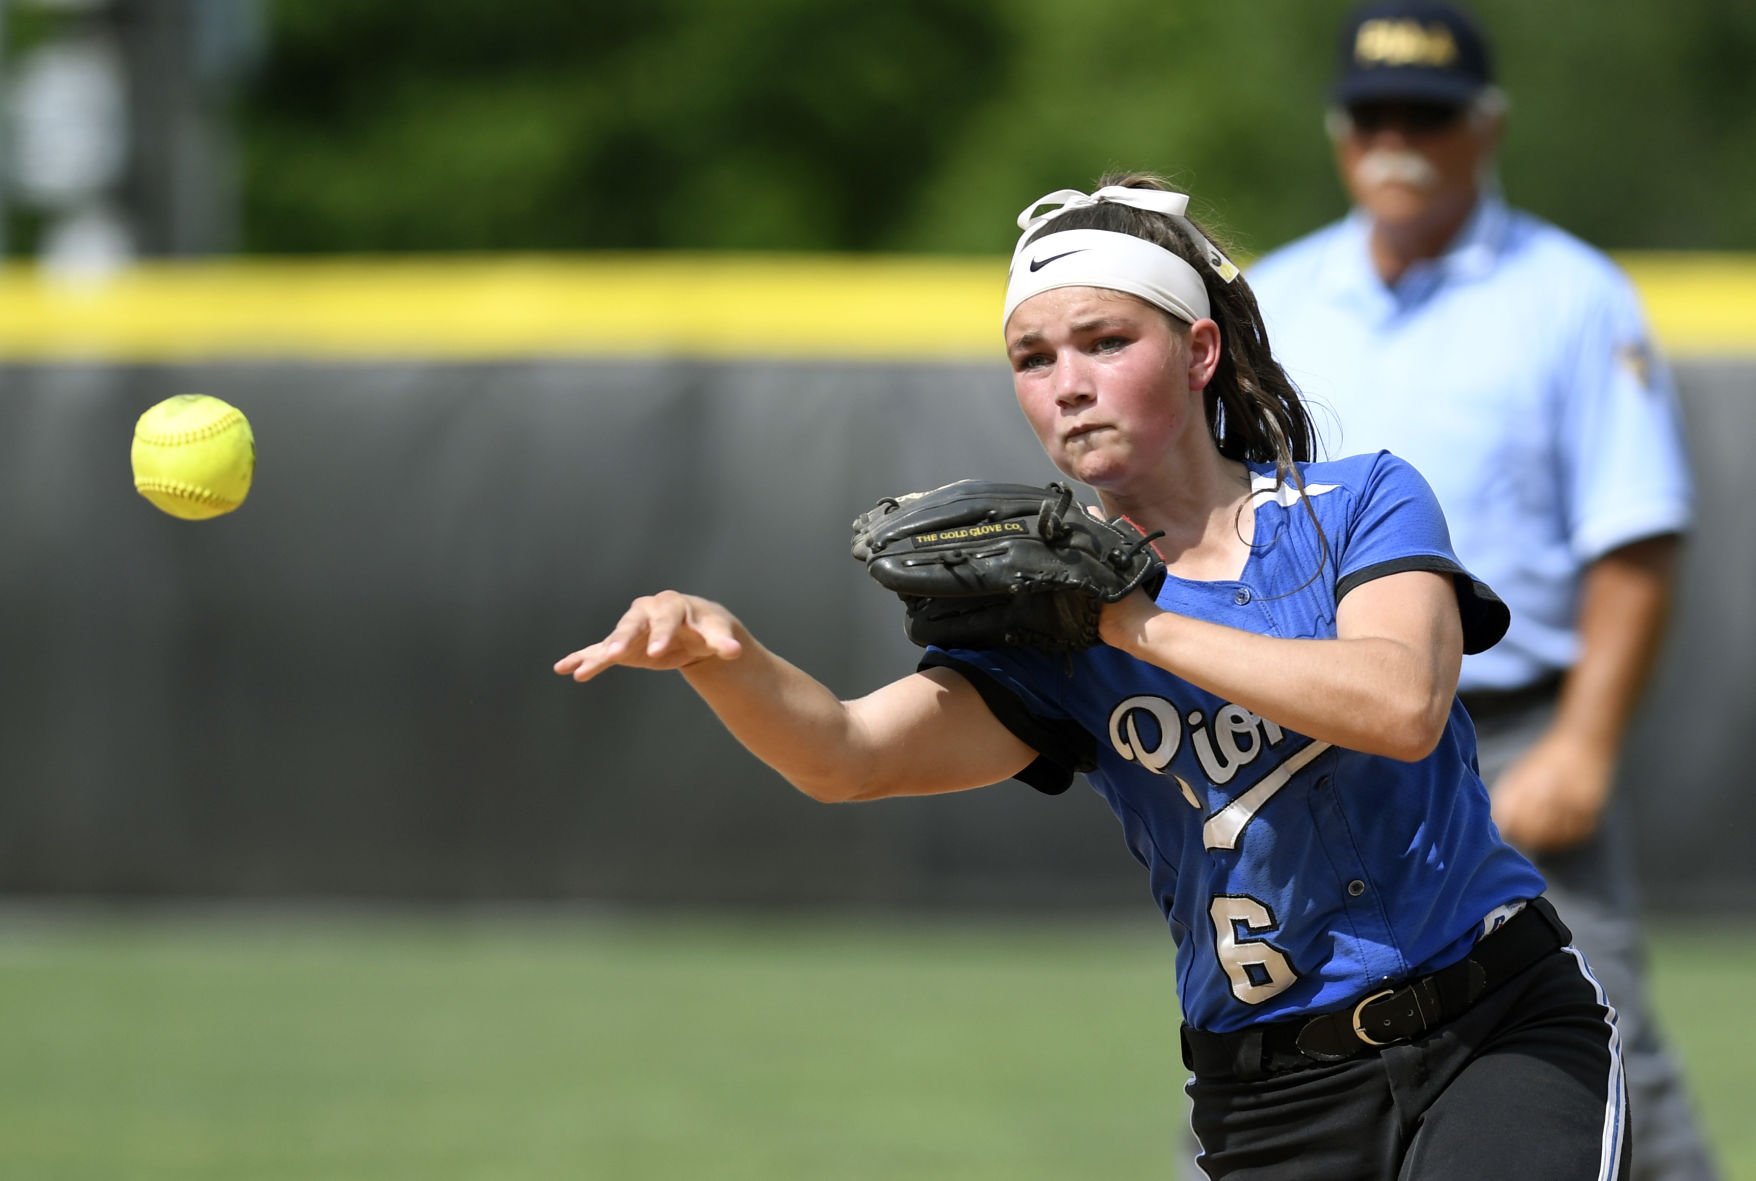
[1210,895,1297,1004]
[1203,739,1331,1005]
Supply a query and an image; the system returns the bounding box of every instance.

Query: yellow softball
[131,394,256,520]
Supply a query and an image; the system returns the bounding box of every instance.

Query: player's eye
[1015,352,1052,372]
[1092,336,1129,354]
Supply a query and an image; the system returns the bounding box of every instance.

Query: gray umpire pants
[1467,688,1720,1181]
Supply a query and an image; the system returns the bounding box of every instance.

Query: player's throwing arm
[554,590,1036,803]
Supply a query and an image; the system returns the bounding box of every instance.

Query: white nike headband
[1002,186,1240,331]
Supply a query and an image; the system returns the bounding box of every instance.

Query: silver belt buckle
[1350,987,1398,1046]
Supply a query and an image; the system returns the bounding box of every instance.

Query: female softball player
[555,176,1631,1180]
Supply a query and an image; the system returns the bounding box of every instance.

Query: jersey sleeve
[917,648,1097,795]
[1332,452,1511,654]
[1555,265,1694,561]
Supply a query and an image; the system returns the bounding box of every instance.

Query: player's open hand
[553,591,745,682]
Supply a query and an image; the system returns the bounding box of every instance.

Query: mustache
[1355,148,1439,190]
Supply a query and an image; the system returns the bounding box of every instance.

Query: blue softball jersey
[925,453,1545,1034]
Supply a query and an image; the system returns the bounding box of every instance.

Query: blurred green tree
[239,0,1011,252]
[236,0,1756,255]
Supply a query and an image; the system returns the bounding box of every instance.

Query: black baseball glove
[850,480,1166,652]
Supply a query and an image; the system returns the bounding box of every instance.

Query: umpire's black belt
[1180,896,1570,1081]
[1457,671,1564,723]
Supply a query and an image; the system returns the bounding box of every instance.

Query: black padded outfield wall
[0,358,1751,911]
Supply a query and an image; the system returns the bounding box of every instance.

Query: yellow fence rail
[0,252,1751,362]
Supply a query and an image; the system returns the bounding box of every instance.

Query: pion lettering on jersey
[1108,695,1286,785]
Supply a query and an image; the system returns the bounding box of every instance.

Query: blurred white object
[39,198,134,283]
[7,34,127,206]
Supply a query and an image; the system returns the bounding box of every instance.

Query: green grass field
[0,908,1749,1179]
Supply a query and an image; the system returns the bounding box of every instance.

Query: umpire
[1248,3,1717,1178]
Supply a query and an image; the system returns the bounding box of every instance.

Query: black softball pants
[1185,948,1630,1180]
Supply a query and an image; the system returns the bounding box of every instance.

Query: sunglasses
[1344,101,1466,135]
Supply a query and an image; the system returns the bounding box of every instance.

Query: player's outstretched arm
[555,591,1036,803]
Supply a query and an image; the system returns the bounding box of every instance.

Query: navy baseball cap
[1332,1,1494,108]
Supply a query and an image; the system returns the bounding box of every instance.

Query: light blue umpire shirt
[1248,194,1694,692]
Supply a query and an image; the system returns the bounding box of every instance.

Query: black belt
[1457,672,1564,723]
[1180,897,1570,1081]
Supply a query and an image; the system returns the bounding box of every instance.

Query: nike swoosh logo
[1027,249,1087,272]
